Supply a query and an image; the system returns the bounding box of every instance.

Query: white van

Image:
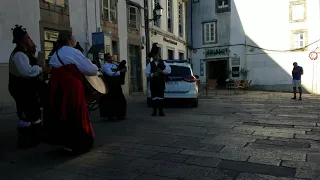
[147,60,199,107]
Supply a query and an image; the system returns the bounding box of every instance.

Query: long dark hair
[56,30,73,49]
[48,30,72,56]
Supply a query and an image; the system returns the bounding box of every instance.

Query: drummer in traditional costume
[43,30,99,153]
[99,53,127,120]
[146,43,171,116]
[8,25,44,148]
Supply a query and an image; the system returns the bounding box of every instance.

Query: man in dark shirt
[292,62,303,100]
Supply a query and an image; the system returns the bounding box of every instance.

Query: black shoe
[117,116,126,120]
[108,117,116,121]
[291,97,296,100]
[159,109,165,116]
[151,108,157,116]
[17,127,32,149]
[299,97,302,100]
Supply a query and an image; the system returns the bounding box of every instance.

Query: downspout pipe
[190,1,193,50]
[84,0,90,56]
[95,0,98,32]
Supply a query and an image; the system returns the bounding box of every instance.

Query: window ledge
[292,48,308,52]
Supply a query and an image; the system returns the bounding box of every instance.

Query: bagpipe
[117,60,127,85]
[150,58,168,82]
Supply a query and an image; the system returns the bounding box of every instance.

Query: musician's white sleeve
[163,61,171,74]
[102,63,120,76]
[12,52,42,78]
[146,63,151,76]
[73,50,99,76]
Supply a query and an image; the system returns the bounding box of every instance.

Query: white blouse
[49,46,99,76]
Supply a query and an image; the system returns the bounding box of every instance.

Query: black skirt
[99,85,127,118]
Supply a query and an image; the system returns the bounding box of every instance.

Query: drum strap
[56,50,67,69]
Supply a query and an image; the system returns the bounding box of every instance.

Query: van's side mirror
[194,75,199,79]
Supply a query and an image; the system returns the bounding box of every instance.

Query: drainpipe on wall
[95,0,98,32]
[84,0,90,56]
[190,1,193,50]
[244,38,247,69]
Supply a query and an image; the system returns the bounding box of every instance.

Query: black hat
[11,25,28,44]
[147,43,159,58]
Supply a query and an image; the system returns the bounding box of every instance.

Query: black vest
[149,60,167,91]
[8,47,39,90]
[150,60,167,82]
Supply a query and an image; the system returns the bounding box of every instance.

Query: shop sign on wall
[163,37,178,45]
[204,47,229,58]
[231,56,240,66]
[232,67,240,77]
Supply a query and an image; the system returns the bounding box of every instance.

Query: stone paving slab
[218,160,296,177]
[2,91,320,179]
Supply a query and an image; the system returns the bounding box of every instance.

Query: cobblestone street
[1,91,320,179]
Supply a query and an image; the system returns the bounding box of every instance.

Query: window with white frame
[218,0,229,8]
[289,1,306,23]
[102,0,117,22]
[293,33,305,48]
[129,6,139,29]
[167,0,173,32]
[203,22,217,44]
[178,3,183,37]
[292,4,304,21]
[153,0,160,27]
[216,0,230,13]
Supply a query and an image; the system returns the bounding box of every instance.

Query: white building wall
[190,0,320,93]
[149,0,188,60]
[190,0,231,82]
[69,0,101,55]
[117,0,130,95]
[118,0,147,95]
[0,0,41,103]
[0,0,41,63]
[134,0,148,94]
[70,0,147,95]
[232,0,320,93]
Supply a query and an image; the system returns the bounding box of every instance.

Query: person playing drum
[43,30,99,154]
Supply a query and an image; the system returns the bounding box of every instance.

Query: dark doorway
[112,41,118,56]
[179,52,185,60]
[129,45,142,93]
[207,59,229,88]
[168,49,174,59]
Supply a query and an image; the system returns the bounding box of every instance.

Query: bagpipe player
[8,25,47,148]
[146,43,171,116]
[99,53,127,120]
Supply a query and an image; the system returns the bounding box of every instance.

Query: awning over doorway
[88,44,104,54]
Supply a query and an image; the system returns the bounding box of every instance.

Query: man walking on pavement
[292,62,303,100]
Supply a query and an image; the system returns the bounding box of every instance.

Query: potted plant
[240,67,249,80]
